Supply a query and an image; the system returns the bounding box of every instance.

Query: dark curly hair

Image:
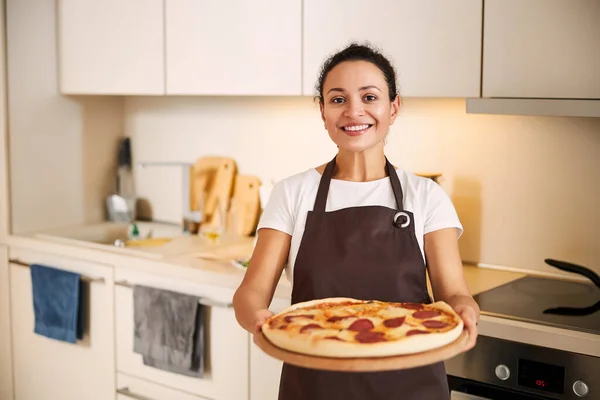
[314,42,399,104]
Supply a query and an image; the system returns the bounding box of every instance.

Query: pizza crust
[261,298,464,358]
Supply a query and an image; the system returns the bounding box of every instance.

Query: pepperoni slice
[422,320,448,329]
[401,303,423,310]
[299,323,323,333]
[383,316,405,328]
[412,310,441,319]
[327,315,354,323]
[284,314,315,323]
[348,318,375,332]
[406,330,430,336]
[355,331,386,343]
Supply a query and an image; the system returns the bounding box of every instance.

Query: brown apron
[278,157,450,400]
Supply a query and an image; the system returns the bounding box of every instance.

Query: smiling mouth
[341,124,373,134]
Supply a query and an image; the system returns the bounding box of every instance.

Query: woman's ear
[389,95,401,125]
[319,102,327,127]
[319,102,325,120]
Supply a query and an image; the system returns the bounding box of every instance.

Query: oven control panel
[445,335,598,399]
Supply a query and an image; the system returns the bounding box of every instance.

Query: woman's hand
[453,304,478,351]
[253,309,274,334]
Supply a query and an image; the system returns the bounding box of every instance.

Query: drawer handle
[9,258,106,284]
[115,280,233,308]
[116,387,158,400]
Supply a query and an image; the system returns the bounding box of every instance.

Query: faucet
[137,161,201,233]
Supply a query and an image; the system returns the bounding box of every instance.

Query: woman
[233,43,480,400]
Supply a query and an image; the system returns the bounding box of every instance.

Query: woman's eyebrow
[326,85,381,95]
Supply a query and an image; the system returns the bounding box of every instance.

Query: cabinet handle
[116,387,158,400]
[115,280,233,308]
[9,258,106,284]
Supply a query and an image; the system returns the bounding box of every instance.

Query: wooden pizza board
[253,330,469,372]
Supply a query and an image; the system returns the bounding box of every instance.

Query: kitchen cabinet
[482,0,600,99]
[0,245,14,400]
[117,374,210,400]
[250,296,291,400]
[58,0,164,95]
[302,0,482,98]
[8,248,115,400]
[165,0,302,95]
[114,266,248,400]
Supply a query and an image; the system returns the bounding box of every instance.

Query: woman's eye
[331,97,345,104]
[364,95,377,101]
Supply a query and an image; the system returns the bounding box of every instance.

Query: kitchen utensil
[226,175,261,236]
[191,156,237,229]
[543,259,600,316]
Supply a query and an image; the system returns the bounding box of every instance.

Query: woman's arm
[424,227,480,350]
[233,228,291,334]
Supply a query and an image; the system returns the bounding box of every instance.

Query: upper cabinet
[57,0,599,100]
[482,0,600,99]
[302,0,483,98]
[165,0,302,95]
[58,0,164,95]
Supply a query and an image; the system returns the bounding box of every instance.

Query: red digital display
[518,359,564,395]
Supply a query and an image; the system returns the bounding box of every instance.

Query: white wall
[6,0,124,234]
[126,96,600,274]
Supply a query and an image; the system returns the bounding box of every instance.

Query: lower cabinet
[114,266,248,400]
[250,296,291,400]
[117,373,210,400]
[8,247,115,400]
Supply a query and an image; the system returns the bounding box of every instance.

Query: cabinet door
[166,0,302,95]
[0,245,14,400]
[114,267,248,400]
[117,373,210,400]
[303,0,482,98]
[8,248,115,400]
[483,0,600,99]
[58,0,164,94]
[250,297,291,400]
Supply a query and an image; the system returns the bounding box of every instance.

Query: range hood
[466,98,600,118]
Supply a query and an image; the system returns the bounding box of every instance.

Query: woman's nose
[344,99,365,118]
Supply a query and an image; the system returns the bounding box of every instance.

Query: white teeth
[343,124,370,131]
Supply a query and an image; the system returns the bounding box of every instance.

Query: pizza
[261,297,464,358]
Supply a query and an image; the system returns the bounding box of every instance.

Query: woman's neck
[334,145,388,182]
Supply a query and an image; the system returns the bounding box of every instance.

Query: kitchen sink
[33,221,185,258]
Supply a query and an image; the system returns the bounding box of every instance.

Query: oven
[446,333,598,400]
[446,259,600,399]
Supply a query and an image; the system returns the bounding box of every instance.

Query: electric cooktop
[473,259,600,336]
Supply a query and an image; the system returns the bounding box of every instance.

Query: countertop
[8,224,526,300]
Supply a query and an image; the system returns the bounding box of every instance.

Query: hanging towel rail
[115,280,233,309]
[9,258,106,284]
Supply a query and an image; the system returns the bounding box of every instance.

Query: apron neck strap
[314,156,405,212]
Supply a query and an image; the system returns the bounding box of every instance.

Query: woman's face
[320,60,400,153]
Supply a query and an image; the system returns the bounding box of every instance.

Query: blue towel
[30,264,85,344]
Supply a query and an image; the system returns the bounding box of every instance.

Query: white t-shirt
[257,167,463,285]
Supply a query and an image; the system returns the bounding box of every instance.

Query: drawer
[114,267,248,400]
[117,373,210,400]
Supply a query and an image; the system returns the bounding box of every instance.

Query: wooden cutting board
[226,175,261,236]
[253,330,468,372]
[191,156,237,228]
